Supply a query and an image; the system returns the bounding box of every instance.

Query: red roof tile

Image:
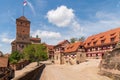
[64,42,83,53]
[57,40,70,46]
[30,38,41,41]
[84,27,120,48]
[46,45,54,50]
[17,16,29,21]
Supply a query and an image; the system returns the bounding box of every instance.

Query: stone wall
[13,64,45,80]
[99,48,120,80]
[99,70,120,80]
[11,60,30,70]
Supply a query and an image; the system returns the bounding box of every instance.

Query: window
[101,40,105,44]
[93,42,96,45]
[56,56,58,60]
[61,48,64,51]
[80,54,82,57]
[25,23,27,26]
[88,43,90,46]
[100,36,104,38]
[110,38,115,42]
[90,48,92,51]
[21,22,23,25]
[110,32,116,36]
[21,45,24,48]
[95,48,98,51]
[92,38,95,40]
[80,46,83,48]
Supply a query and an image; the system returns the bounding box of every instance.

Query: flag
[23,0,27,6]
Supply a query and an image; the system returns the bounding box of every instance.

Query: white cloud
[71,21,81,31]
[0,32,14,53]
[46,5,74,27]
[1,38,14,43]
[31,30,61,39]
[0,33,14,43]
[46,5,81,32]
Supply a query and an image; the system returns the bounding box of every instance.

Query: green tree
[70,38,77,43]
[23,44,48,66]
[36,35,39,38]
[9,51,22,64]
[23,44,36,62]
[70,36,85,43]
[79,36,85,42]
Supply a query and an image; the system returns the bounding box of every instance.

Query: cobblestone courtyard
[40,59,112,80]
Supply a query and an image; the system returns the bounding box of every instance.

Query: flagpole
[23,5,24,16]
[23,0,27,16]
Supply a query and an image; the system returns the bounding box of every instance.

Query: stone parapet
[13,64,45,80]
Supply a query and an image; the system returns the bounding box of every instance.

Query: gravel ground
[40,59,112,80]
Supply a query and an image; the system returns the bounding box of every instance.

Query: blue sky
[1,0,120,53]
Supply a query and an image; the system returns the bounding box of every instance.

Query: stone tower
[11,16,31,52]
[16,16,30,42]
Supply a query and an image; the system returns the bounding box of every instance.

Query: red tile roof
[46,44,54,50]
[56,40,70,46]
[64,42,83,53]
[17,16,29,21]
[84,27,120,48]
[0,57,8,67]
[30,38,41,41]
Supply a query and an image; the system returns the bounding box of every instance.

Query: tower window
[21,22,23,24]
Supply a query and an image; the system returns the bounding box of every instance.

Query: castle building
[53,27,120,65]
[11,16,41,53]
[54,40,70,64]
[84,27,120,58]
[46,44,54,60]
[64,41,86,64]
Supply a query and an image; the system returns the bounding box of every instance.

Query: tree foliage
[9,51,22,64]
[79,36,85,42]
[70,38,77,43]
[23,44,48,62]
[70,36,85,43]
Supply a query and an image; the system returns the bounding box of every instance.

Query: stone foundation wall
[99,70,120,80]
[11,60,30,70]
[99,48,120,80]
[13,64,45,80]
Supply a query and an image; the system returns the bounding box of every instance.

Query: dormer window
[93,41,97,45]
[92,38,95,40]
[111,37,115,42]
[110,32,116,36]
[101,40,105,44]
[80,46,83,48]
[88,43,90,46]
[100,36,104,38]
[70,45,73,48]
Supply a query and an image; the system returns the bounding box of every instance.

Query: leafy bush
[9,51,22,64]
[23,44,48,62]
